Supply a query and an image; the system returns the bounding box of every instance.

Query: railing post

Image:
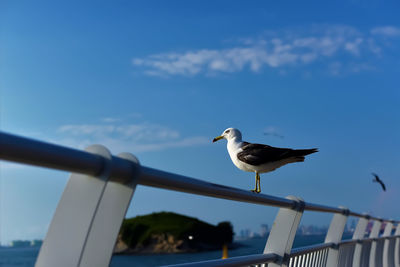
[324,207,349,267]
[79,152,140,267]
[263,196,304,267]
[383,221,394,267]
[35,147,140,267]
[351,216,369,267]
[395,223,400,267]
[369,219,383,267]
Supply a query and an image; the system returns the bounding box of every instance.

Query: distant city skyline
[1,0,400,244]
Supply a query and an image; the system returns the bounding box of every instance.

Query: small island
[114,212,233,254]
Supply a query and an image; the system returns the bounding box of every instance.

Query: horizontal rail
[357,235,400,243]
[290,235,400,257]
[0,131,134,181]
[0,131,398,223]
[140,166,295,209]
[164,235,400,267]
[161,253,280,267]
[290,242,334,256]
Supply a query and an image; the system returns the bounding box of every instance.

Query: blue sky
[1,0,400,245]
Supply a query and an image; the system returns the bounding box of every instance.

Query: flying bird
[263,127,284,139]
[372,173,386,191]
[264,132,285,139]
[213,128,318,193]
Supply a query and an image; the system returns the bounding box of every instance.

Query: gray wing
[379,180,386,191]
[237,142,317,166]
[372,173,386,191]
[372,173,379,181]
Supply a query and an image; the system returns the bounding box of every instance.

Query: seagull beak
[213,136,224,143]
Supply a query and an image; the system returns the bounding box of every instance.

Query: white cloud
[344,38,363,56]
[56,122,208,153]
[101,117,121,123]
[59,124,115,136]
[327,61,375,76]
[328,62,342,76]
[130,136,209,152]
[367,38,382,55]
[133,25,399,76]
[371,26,400,37]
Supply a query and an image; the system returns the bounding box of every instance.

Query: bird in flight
[371,173,386,191]
[213,128,318,193]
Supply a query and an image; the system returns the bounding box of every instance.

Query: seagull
[213,128,318,193]
[371,173,386,191]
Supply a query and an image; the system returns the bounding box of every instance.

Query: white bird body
[226,134,296,174]
[213,127,318,193]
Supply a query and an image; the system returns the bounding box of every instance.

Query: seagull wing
[371,173,386,191]
[237,143,317,166]
[237,143,292,165]
[379,180,386,191]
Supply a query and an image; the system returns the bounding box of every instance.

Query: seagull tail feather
[293,156,305,162]
[293,148,318,157]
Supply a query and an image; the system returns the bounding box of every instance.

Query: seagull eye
[225,130,230,134]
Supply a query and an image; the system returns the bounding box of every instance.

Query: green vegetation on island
[116,212,234,254]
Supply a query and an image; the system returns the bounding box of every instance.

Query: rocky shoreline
[114,233,188,254]
[114,234,243,255]
[115,212,234,255]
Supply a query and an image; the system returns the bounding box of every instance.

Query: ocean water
[0,234,342,267]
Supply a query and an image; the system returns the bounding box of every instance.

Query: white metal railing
[0,131,399,267]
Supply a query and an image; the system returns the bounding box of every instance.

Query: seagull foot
[251,189,260,194]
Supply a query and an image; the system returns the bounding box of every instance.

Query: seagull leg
[251,173,261,193]
[251,173,258,193]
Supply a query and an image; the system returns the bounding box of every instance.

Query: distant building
[11,240,31,248]
[237,228,265,239]
[31,240,43,247]
[238,229,252,239]
[260,224,269,237]
[342,219,356,233]
[9,239,43,248]
[297,225,328,235]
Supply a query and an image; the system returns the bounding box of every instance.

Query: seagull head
[213,128,242,142]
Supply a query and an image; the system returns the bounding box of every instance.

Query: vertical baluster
[80,153,140,267]
[394,224,400,267]
[316,250,321,267]
[323,248,329,266]
[324,208,349,267]
[36,145,112,267]
[35,147,140,267]
[311,251,315,267]
[312,251,317,267]
[298,255,303,267]
[263,196,304,267]
[352,216,369,267]
[369,219,383,267]
[304,253,309,267]
[318,249,324,267]
[383,221,394,267]
[293,256,298,267]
